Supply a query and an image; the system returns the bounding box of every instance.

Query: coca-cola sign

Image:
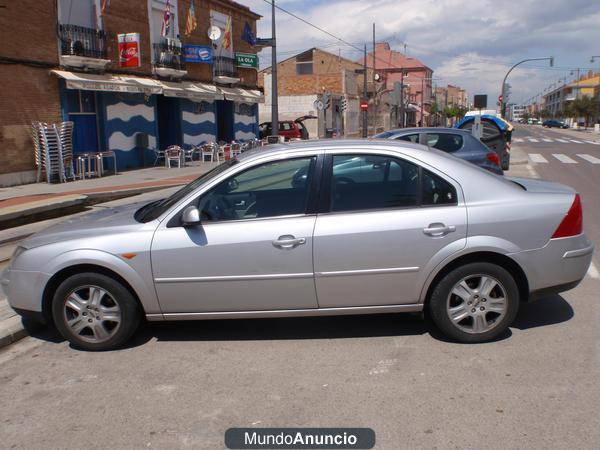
[118,33,141,68]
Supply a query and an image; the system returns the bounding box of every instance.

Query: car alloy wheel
[63,285,122,344]
[446,275,507,334]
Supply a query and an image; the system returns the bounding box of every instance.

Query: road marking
[584,140,600,145]
[577,154,600,164]
[587,262,599,280]
[542,138,553,142]
[552,154,578,163]
[527,164,541,179]
[569,139,583,144]
[555,139,569,143]
[529,153,549,163]
[528,138,539,143]
[514,138,524,143]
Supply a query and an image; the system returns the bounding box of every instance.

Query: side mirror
[181,206,201,227]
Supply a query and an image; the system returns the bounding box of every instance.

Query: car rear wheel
[52,272,141,351]
[428,262,519,343]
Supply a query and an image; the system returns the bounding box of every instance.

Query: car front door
[313,152,467,308]
[151,155,321,314]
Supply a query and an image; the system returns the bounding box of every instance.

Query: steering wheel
[202,195,234,221]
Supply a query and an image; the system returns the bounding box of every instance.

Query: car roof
[381,127,473,135]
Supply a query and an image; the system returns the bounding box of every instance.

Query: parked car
[455,115,513,171]
[374,128,503,175]
[2,140,592,350]
[543,119,569,129]
[527,118,541,125]
[259,115,317,141]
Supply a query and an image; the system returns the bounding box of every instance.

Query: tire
[52,272,141,351]
[428,262,519,343]
[502,154,510,171]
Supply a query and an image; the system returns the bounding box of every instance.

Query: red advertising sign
[360,100,369,111]
[118,33,141,68]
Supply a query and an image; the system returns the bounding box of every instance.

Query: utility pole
[399,70,405,128]
[372,23,376,131]
[270,1,278,138]
[362,43,368,138]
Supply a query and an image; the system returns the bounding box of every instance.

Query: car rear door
[313,151,467,308]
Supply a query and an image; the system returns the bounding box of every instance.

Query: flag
[242,22,256,46]
[100,0,110,16]
[222,16,232,49]
[184,0,197,37]
[161,0,172,37]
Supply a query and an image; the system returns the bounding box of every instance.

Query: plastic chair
[165,146,182,168]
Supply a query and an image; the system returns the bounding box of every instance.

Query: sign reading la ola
[234,52,258,69]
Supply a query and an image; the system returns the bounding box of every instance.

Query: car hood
[20,202,149,249]
[506,177,576,195]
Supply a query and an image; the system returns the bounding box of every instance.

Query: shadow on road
[28,295,574,351]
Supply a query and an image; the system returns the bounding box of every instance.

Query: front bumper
[509,234,594,299]
[1,266,49,315]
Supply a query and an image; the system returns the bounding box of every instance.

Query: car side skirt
[146,303,424,321]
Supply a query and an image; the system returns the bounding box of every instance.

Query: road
[1,138,599,449]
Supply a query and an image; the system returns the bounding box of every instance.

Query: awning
[51,70,162,94]
[406,103,421,112]
[160,81,223,101]
[218,86,264,103]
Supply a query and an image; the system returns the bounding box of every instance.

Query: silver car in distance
[1,140,593,350]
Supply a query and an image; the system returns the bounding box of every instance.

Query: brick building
[0,0,263,186]
[361,43,433,128]
[258,48,370,138]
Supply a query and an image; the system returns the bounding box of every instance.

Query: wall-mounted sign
[117,33,141,68]
[183,45,213,63]
[234,52,258,69]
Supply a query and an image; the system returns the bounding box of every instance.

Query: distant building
[433,84,470,126]
[258,47,369,138]
[510,104,527,122]
[360,43,433,129]
[543,71,600,118]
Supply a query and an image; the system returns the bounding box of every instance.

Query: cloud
[244,0,600,102]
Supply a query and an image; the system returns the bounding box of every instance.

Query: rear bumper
[509,234,593,299]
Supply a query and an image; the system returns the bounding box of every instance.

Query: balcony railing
[153,41,186,72]
[213,56,239,80]
[58,24,107,59]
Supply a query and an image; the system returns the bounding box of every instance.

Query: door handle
[272,235,306,249]
[423,223,456,237]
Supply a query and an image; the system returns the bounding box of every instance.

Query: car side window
[280,122,293,131]
[331,155,418,212]
[396,133,419,143]
[422,170,457,206]
[426,133,463,152]
[197,157,316,221]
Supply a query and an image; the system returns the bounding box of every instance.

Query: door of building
[216,100,234,143]
[157,95,182,149]
[66,90,99,154]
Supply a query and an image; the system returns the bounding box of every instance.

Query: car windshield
[135,159,238,223]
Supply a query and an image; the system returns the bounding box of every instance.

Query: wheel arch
[422,251,529,306]
[41,264,145,326]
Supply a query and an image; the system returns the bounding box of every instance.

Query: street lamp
[500,57,554,118]
[590,56,600,63]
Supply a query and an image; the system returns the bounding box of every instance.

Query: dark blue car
[373,128,503,175]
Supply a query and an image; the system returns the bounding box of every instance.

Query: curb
[0,313,42,350]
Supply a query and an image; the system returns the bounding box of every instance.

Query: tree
[566,96,600,127]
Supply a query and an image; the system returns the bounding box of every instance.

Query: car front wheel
[428,262,519,343]
[52,272,141,351]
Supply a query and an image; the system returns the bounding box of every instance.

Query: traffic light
[323,93,331,110]
[340,96,348,112]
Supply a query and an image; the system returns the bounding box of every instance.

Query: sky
[243,0,600,105]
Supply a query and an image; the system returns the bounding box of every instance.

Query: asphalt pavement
[1,133,599,449]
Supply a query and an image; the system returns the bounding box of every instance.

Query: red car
[259,115,317,141]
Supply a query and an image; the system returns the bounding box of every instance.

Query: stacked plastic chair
[30,121,75,183]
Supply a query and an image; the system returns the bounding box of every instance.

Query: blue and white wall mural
[234,102,258,141]
[104,93,157,170]
[181,99,217,146]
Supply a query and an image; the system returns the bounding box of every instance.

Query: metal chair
[153,148,166,166]
[165,146,182,168]
[200,143,216,162]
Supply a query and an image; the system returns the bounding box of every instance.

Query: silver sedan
[1,140,593,350]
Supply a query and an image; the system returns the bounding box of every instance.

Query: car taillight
[486,151,500,166]
[552,194,583,238]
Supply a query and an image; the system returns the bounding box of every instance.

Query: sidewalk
[0,163,216,229]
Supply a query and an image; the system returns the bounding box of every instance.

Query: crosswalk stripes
[514,136,600,145]
[577,154,600,164]
[514,138,524,143]
[529,152,600,165]
[569,140,584,144]
[552,154,578,163]
[542,138,553,142]
[584,140,600,145]
[529,153,548,163]
[528,138,539,143]
[555,139,569,143]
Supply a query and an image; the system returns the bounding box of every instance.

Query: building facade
[542,71,600,118]
[361,43,434,128]
[0,0,263,186]
[258,48,368,138]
